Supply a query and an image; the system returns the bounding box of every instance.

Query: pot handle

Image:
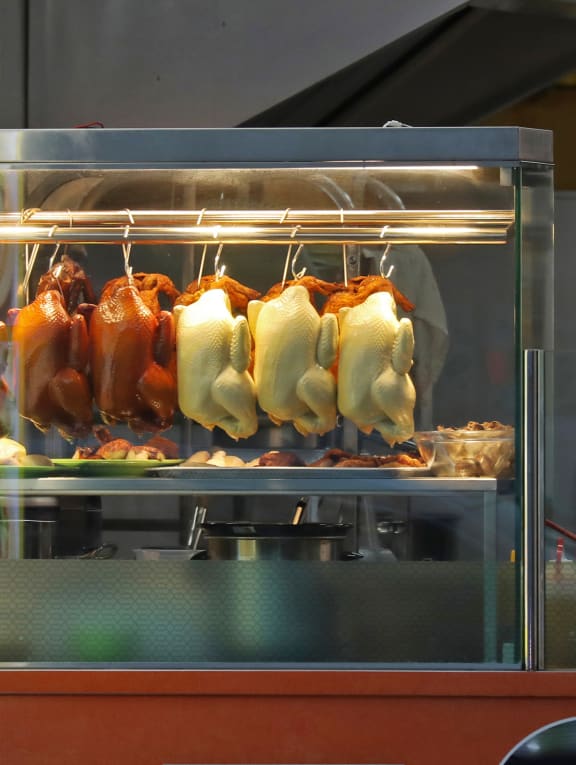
[77,543,118,560]
[340,551,363,561]
[189,549,209,560]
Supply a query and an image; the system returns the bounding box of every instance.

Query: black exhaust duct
[241,2,576,127]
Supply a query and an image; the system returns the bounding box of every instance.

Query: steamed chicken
[337,291,416,446]
[248,284,338,436]
[175,289,258,440]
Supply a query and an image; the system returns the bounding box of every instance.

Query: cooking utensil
[292,497,307,525]
[186,505,207,551]
[133,547,200,560]
[0,519,55,559]
[200,522,354,561]
[75,543,118,560]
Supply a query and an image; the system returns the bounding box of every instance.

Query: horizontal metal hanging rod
[0,208,515,227]
[0,207,515,245]
[0,208,514,227]
[0,224,510,246]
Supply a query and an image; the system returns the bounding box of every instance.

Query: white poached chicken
[175,289,258,440]
[337,291,416,446]
[247,284,338,436]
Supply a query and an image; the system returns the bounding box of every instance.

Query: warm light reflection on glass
[392,226,480,236]
[375,165,480,172]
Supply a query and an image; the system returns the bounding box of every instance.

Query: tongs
[187,505,207,550]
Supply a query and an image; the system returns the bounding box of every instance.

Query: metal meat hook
[214,242,226,281]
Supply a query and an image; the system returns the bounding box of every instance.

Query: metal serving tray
[146,464,430,479]
[0,475,503,497]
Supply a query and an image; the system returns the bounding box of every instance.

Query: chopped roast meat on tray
[307,448,352,467]
[258,450,307,467]
[438,420,512,433]
[72,435,178,461]
[179,446,425,469]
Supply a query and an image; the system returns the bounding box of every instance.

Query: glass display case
[0,126,553,669]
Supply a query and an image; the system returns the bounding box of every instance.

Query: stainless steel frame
[0,126,555,670]
[0,126,553,165]
[524,349,546,670]
[0,475,503,496]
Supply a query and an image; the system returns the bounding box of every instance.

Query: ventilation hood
[241,0,576,127]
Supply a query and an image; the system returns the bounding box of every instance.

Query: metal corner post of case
[523,348,545,670]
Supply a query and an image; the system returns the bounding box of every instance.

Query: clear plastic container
[414,429,515,478]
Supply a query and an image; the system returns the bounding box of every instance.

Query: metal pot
[0,518,55,559]
[0,497,58,559]
[200,522,356,561]
[0,496,113,559]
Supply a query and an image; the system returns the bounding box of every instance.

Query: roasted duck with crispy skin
[100,272,180,316]
[248,284,338,436]
[175,274,260,316]
[9,290,93,440]
[337,291,416,447]
[36,254,96,314]
[175,289,258,440]
[90,281,177,434]
[322,275,414,315]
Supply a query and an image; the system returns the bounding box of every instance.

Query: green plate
[0,464,57,478]
[52,458,182,477]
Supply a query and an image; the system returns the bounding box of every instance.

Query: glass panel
[545,351,576,669]
[0,559,518,667]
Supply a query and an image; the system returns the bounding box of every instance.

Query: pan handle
[292,497,308,525]
[74,543,118,560]
[189,549,209,560]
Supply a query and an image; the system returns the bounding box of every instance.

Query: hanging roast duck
[9,289,94,441]
[35,253,97,314]
[90,276,177,435]
[99,272,180,316]
[8,254,95,440]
